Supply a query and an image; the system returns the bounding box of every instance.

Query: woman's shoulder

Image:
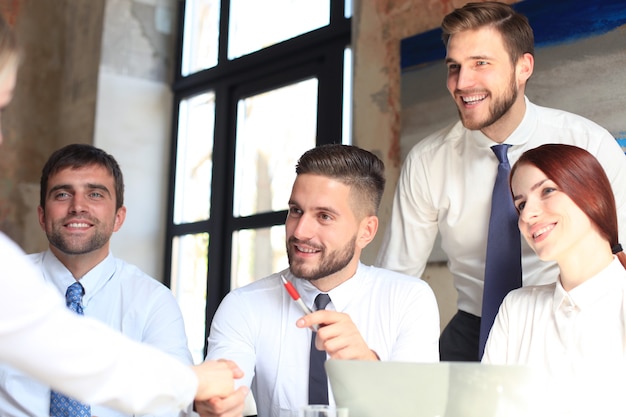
[504,283,556,305]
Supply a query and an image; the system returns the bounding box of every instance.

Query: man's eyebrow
[314,206,340,216]
[48,184,73,197]
[445,55,491,64]
[85,183,112,196]
[469,54,491,60]
[48,183,112,197]
[287,200,340,216]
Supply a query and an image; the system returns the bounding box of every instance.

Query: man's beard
[287,235,356,281]
[458,73,518,131]
[47,218,111,255]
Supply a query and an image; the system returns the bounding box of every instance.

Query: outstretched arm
[0,233,239,415]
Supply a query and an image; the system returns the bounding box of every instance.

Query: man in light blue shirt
[0,144,195,417]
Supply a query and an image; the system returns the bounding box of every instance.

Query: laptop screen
[326,360,541,417]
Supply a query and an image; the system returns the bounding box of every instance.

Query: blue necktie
[308,293,331,405]
[50,282,92,417]
[479,144,522,358]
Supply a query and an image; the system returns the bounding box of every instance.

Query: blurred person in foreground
[0,12,245,415]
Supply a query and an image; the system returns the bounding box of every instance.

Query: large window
[165,0,352,363]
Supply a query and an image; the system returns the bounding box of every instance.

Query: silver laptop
[325,360,542,417]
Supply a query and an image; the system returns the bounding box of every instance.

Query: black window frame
[164,0,351,357]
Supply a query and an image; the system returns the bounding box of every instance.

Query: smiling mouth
[532,224,555,239]
[66,222,91,228]
[461,94,487,105]
[295,245,320,254]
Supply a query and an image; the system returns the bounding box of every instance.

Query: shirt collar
[41,250,76,294]
[290,262,365,312]
[41,250,117,307]
[552,257,626,312]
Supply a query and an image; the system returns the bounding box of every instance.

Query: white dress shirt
[206,263,440,417]
[0,249,193,417]
[377,97,626,317]
[483,257,626,369]
[0,233,197,414]
[483,257,626,417]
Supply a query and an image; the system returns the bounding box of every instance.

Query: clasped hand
[193,359,248,417]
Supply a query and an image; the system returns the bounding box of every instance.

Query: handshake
[192,359,248,416]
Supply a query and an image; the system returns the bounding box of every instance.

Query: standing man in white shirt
[195,144,440,417]
[0,144,194,417]
[376,1,626,362]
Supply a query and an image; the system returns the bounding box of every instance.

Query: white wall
[94,72,172,280]
[93,0,176,281]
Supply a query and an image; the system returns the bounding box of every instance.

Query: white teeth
[533,224,554,239]
[68,223,89,228]
[296,245,317,253]
[462,95,486,104]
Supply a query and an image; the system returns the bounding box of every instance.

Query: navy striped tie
[50,282,92,417]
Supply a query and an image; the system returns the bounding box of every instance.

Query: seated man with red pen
[195,144,440,417]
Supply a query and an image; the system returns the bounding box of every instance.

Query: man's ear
[517,52,534,85]
[37,206,45,231]
[357,215,378,249]
[113,206,127,232]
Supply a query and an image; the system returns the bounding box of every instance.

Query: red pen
[280,274,319,331]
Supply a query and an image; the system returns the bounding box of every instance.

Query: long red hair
[510,144,626,269]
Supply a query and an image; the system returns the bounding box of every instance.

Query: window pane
[233,79,317,218]
[343,47,353,145]
[228,0,330,59]
[181,0,220,75]
[231,226,288,288]
[174,92,215,224]
[170,233,209,364]
[345,0,353,18]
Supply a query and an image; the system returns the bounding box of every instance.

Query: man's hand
[192,359,243,400]
[194,386,249,417]
[296,310,378,360]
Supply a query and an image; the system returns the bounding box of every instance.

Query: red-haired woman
[482,143,626,412]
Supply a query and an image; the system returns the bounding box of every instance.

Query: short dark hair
[40,144,125,210]
[295,144,386,216]
[441,1,534,65]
